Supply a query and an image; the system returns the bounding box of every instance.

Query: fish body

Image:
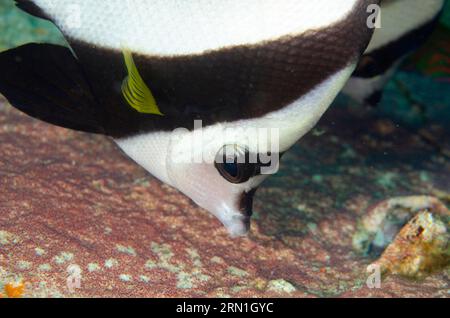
[0,0,377,236]
[342,0,445,106]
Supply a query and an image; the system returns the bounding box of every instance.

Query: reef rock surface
[1,94,449,298]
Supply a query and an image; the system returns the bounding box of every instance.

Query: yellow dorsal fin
[121,50,163,115]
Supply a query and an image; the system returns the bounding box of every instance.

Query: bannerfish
[0,0,377,236]
[342,0,445,106]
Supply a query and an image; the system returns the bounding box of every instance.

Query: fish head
[117,120,279,237]
[165,124,279,237]
[117,65,355,236]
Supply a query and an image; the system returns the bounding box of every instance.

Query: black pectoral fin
[0,43,105,134]
[15,0,50,21]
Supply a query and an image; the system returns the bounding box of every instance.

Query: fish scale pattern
[14,0,378,136]
[122,3,374,122]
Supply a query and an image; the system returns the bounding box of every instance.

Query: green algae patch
[267,279,297,294]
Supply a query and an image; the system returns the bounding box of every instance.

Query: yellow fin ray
[121,50,163,115]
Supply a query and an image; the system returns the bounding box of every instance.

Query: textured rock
[353,196,450,255]
[1,93,449,298]
[373,209,449,279]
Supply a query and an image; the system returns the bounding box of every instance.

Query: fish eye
[214,145,257,184]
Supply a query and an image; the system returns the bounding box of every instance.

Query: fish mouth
[239,188,257,217]
[224,215,251,238]
[223,188,258,237]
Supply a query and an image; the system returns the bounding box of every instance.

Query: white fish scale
[31,0,359,56]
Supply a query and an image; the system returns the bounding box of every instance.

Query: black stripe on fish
[67,0,375,138]
[353,9,443,78]
[3,0,377,138]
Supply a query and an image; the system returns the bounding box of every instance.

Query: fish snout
[220,214,251,238]
[216,188,258,237]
